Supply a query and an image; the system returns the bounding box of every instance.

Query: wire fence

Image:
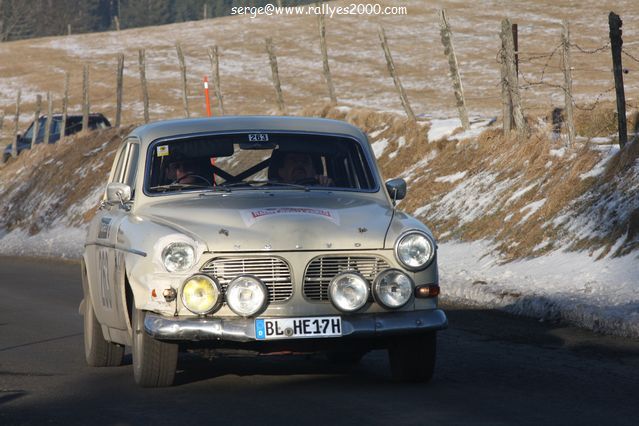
[1,11,638,162]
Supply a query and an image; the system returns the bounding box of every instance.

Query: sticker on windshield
[248,133,269,142]
[157,145,169,157]
[240,207,340,227]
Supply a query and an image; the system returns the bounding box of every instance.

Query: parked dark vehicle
[2,114,111,162]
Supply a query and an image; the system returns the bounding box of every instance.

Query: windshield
[145,132,376,194]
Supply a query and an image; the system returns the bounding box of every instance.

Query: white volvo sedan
[81,116,447,387]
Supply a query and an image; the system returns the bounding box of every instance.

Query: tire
[132,307,178,387]
[388,332,437,383]
[83,298,125,367]
[326,350,367,365]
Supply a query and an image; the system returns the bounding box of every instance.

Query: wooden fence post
[113,16,120,31]
[609,12,627,148]
[82,65,90,132]
[176,43,190,118]
[208,46,225,115]
[115,53,124,127]
[203,3,208,19]
[43,92,53,145]
[60,72,69,145]
[12,89,21,158]
[67,24,71,35]
[0,110,4,164]
[561,20,576,146]
[318,11,337,104]
[265,37,286,115]
[30,94,42,149]
[499,18,527,136]
[500,38,512,134]
[138,49,149,123]
[378,25,416,122]
[512,23,519,78]
[438,9,469,130]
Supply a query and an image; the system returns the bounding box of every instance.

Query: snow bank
[0,225,86,259]
[440,240,639,338]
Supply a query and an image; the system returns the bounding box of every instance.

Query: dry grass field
[0,0,638,140]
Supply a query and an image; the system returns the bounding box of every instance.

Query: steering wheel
[175,174,212,186]
[294,177,318,185]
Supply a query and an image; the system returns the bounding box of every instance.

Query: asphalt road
[1,256,639,426]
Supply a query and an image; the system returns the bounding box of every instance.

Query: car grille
[201,257,293,302]
[303,255,391,301]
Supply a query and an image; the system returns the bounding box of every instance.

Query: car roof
[127,116,369,149]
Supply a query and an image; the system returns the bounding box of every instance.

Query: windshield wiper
[149,183,218,192]
[220,180,310,191]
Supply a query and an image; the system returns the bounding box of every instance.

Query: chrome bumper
[144,309,448,343]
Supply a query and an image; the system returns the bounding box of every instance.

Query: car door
[90,140,139,330]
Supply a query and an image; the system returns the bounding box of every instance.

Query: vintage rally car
[81,116,447,387]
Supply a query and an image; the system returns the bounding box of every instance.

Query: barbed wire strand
[570,42,610,54]
[622,49,639,64]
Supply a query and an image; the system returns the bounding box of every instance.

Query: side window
[123,143,139,191]
[110,145,128,184]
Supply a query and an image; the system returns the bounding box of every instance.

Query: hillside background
[0,0,638,338]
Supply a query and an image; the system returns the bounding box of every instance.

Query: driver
[276,152,332,186]
[166,156,212,185]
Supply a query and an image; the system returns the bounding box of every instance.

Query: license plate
[255,316,342,340]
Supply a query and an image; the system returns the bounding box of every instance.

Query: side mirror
[385,178,407,203]
[106,182,132,207]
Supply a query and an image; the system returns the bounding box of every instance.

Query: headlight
[226,275,268,317]
[395,231,435,271]
[373,269,413,309]
[162,242,195,272]
[181,275,222,315]
[329,272,369,313]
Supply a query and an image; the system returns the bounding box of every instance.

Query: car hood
[137,191,393,252]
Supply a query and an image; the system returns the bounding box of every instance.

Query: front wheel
[388,332,437,383]
[132,307,179,387]
[83,298,124,367]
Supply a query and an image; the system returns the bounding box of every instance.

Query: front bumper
[144,309,448,343]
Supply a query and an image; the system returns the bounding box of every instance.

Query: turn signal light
[414,284,440,298]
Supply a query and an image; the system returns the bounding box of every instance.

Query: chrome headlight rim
[161,242,196,273]
[225,274,269,318]
[328,271,370,313]
[180,274,223,315]
[372,268,414,310]
[394,230,436,271]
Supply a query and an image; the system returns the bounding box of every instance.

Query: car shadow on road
[444,303,639,361]
[173,350,389,386]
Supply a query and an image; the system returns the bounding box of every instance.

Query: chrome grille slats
[201,257,293,302]
[303,255,391,301]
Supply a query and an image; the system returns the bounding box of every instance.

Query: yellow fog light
[181,275,222,315]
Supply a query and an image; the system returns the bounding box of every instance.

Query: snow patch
[427,118,461,142]
[435,171,467,183]
[370,138,388,159]
[439,241,639,338]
